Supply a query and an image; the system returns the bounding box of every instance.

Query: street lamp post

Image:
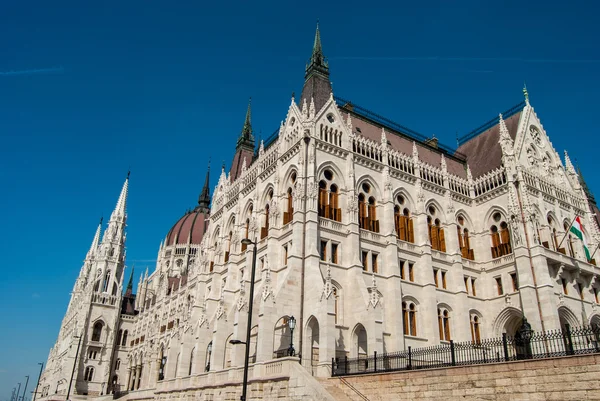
[205,342,213,372]
[21,376,30,401]
[287,316,296,356]
[32,362,44,401]
[66,335,83,401]
[240,237,258,401]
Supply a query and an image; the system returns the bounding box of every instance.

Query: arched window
[241,205,252,252]
[394,195,414,243]
[470,314,481,344]
[121,330,128,346]
[457,214,474,260]
[438,308,451,341]
[427,206,445,252]
[332,287,341,325]
[544,216,560,250]
[284,172,297,225]
[284,187,294,224]
[117,329,123,345]
[92,321,103,342]
[84,366,94,382]
[358,182,379,232]
[490,212,512,258]
[318,169,342,222]
[115,359,121,370]
[402,301,417,336]
[188,348,195,376]
[261,190,273,239]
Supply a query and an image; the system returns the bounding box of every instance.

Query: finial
[99,216,103,226]
[291,91,295,99]
[127,169,130,180]
[523,83,529,103]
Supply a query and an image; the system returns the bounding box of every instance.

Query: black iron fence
[332,324,600,376]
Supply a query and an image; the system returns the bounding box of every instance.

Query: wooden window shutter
[408,219,415,243]
[439,228,446,252]
[500,228,510,245]
[492,232,500,248]
[464,231,470,250]
[399,216,407,241]
[431,225,438,250]
[457,226,464,248]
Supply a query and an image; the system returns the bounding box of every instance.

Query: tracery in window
[427,206,445,252]
[394,195,414,243]
[490,212,512,258]
[318,169,341,222]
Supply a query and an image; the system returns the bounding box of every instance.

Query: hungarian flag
[570,216,590,261]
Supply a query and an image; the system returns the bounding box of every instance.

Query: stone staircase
[316,378,368,401]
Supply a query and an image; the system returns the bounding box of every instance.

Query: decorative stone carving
[321,265,333,301]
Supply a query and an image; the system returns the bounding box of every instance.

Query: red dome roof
[166,209,209,246]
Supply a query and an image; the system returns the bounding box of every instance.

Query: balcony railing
[332,324,600,376]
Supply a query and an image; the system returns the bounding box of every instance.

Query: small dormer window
[327,113,335,123]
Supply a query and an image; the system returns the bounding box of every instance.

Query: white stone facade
[38,27,600,401]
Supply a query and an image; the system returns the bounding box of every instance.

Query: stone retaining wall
[330,354,600,400]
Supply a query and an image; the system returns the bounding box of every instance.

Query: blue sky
[1,0,599,397]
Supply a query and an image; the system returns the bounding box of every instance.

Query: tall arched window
[438,308,451,341]
[358,182,379,232]
[121,330,128,346]
[117,329,123,345]
[115,359,121,370]
[188,348,195,376]
[402,301,417,336]
[92,321,103,342]
[318,169,342,222]
[457,214,474,260]
[427,206,445,252]
[261,190,273,239]
[241,205,252,252]
[284,172,296,225]
[284,187,294,224]
[84,366,94,382]
[394,195,414,243]
[490,212,512,258]
[470,314,481,344]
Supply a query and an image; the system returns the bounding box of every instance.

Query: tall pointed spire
[112,172,129,220]
[306,21,328,78]
[127,266,134,291]
[577,165,595,203]
[564,150,576,175]
[197,160,211,212]
[300,22,332,115]
[236,98,254,149]
[87,217,103,259]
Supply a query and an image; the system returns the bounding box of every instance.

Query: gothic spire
[236,98,254,150]
[306,21,328,78]
[300,22,332,115]
[112,172,129,220]
[197,160,211,212]
[127,266,134,290]
[87,217,103,259]
[577,165,595,203]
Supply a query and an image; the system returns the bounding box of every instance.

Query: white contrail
[0,66,64,76]
[329,56,600,63]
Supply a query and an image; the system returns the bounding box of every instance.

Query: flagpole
[589,242,600,262]
[557,215,578,250]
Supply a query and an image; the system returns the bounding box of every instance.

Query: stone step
[316,378,362,401]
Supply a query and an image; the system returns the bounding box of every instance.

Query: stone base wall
[330,354,600,400]
[123,358,335,401]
